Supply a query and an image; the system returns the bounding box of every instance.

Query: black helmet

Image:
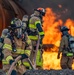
[8,24,22,39]
[11,24,17,28]
[60,26,69,32]
[9,24,21,30]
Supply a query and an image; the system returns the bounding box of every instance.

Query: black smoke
[15,0,74,21]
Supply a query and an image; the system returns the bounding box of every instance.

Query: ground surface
[25,69,74,75]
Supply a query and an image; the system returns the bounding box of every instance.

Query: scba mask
[15,28,23,39]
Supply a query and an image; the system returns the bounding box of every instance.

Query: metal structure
[0,0,26,35]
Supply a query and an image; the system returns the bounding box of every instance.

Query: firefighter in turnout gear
[28,7,45,68]
[22,15,29,31]
[21,15,32,69]
[57,26,73,69]
[0,29,8,69]
[2,24,28,75]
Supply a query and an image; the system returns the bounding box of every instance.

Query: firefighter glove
[9,60,15,65]
[11,70,17,75]
[21,54,28,60]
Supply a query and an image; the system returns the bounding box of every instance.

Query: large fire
[42,8,74,70]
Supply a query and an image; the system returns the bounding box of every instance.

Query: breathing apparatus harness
[0,38,4,61]
[8,26,17,52]
[8,25,28,52]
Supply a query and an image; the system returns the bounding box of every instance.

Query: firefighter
[21,15,32,69]
[2,24,28,75]
[22,15,29,30]
[22,15,29,39]
[28,7,45,68]
[57,26,73,69]
[0,29,8,69]
[0,29,9,50]
[22,14,30,34]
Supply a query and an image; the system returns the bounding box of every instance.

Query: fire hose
[33,34,40,68]
[8,55,36,75]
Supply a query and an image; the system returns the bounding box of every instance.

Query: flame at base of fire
[42,50,61,70]
[42,7,74,70]
[42,50,74,70]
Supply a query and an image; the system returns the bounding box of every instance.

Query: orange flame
[42,8,74,70]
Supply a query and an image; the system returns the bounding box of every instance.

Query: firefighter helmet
[9,24,22,39]
[2,29,8,35]
[60,26,69,32]
[34,7,45,16]
[22,15,29,22]
[1,28,8,38]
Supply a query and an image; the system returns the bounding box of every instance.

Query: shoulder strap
[7,34,16,52]
[0,38,4,49]
[27,16,31,28]
[0,38,4,43]
[26,16,31,34]
[66,35,72,50]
